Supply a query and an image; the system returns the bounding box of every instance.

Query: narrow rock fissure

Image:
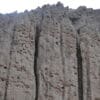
[34,25,41,100]
[76,29,84,100]
[4,26,15,100]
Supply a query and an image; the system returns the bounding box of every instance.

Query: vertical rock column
[79,24,100,100]
[0,15,15,100]
[34,7,78,100]
[6,13,36,100]
[60,18,78,100]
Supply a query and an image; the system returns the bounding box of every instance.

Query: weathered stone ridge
[0,2,100,100]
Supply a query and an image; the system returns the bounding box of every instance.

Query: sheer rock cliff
[0,3,100,100]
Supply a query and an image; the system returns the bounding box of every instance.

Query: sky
[0,0,100,14]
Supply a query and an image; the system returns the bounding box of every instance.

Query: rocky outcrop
[0,2,100,100]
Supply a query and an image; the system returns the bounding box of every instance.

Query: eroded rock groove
[76,29,84,100]
[34,25,41,100]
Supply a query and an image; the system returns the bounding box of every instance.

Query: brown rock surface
[0,3,100,100]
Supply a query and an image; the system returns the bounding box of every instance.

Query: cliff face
[0,3,100,100]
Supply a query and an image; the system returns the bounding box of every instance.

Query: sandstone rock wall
[0,3,100,100]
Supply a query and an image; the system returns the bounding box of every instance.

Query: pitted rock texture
[0,2,100,100]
